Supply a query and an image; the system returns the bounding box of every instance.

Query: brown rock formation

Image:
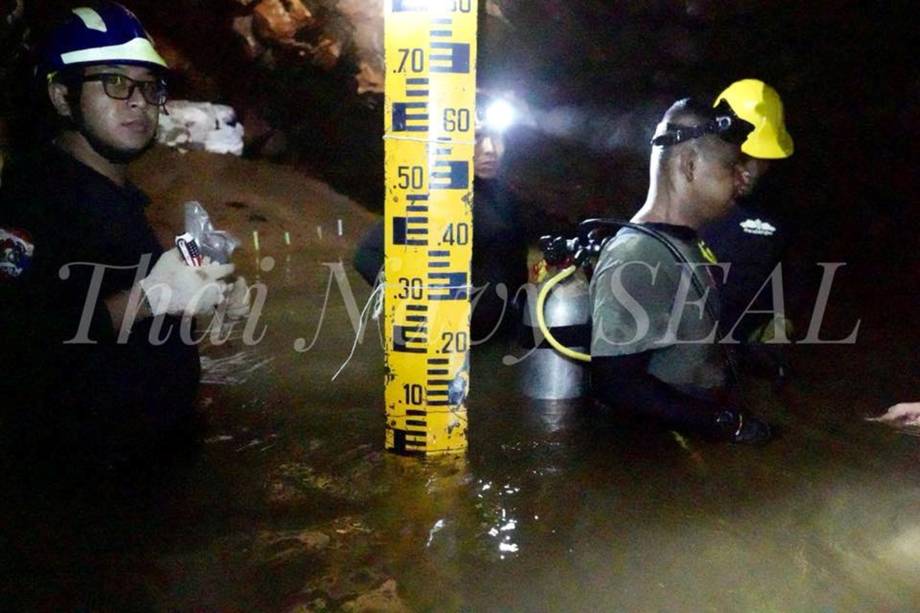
[0,0,26,168]
[232,0,383,92]
[232,14,266,60]
[341,579,410,613]
[337,0,384,93]
[252,0,314,43]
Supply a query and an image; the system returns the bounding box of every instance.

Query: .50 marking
[397,165,424,189]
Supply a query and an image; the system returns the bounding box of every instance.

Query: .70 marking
[396,48,424,73]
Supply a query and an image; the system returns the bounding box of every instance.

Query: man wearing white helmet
[0,2,233,464]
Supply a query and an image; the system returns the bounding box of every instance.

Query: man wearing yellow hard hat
[702,78,795,377]
[715,78,793,189]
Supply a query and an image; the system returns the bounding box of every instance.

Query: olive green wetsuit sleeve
[589,234,681,357]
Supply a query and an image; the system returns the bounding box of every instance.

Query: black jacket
[0,147,200,451]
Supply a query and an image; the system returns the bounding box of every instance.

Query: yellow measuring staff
[383,0,477,455]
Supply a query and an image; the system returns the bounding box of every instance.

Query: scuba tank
[519,236,593,400]
[521,219,740,398]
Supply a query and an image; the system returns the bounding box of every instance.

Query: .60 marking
[443,108,471,133]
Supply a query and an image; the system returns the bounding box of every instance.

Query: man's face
[693,141,743,220]
[733,156,772,197]
[73,64,160,160]
[474,129,505,179]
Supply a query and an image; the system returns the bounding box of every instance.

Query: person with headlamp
[354,92,530,342]
[589,97,772,444]
[701,79,795,377]
[0,2,237,465]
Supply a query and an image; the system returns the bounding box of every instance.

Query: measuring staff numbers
[384,0,477,455]
[391,0,473,14]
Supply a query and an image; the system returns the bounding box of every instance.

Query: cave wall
[0,0,387,200]
[1,1,915,292]
[0,0,26,160]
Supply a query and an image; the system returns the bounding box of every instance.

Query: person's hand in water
[866,402,920,426]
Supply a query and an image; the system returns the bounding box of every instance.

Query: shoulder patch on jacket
[0,227,35,281]
[739,218,777,236]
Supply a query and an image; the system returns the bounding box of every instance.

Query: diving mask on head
[650,100,755,148]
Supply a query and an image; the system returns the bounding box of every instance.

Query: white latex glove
[139,248,235,317]
[222,275,252,320]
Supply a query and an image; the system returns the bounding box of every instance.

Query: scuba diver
[354,93,531,342]
[588,97,772,444]
[0,2,236,464]
[701,79,795,376]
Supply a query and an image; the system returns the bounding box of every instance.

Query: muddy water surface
[3,246,919,612]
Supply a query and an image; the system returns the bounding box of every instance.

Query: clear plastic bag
[184,201,240,264]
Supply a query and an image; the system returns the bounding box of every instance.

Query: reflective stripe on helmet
[41,2,168,73]
[72,7,108,32]
[60,37,166,68]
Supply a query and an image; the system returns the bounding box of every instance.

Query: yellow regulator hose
[535,265,592,363]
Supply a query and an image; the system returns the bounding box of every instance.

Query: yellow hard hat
[715,79,794,159]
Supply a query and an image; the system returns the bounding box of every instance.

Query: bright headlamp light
[483,99,516,134]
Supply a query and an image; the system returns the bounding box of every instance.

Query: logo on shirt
[739,218,777,236]
[0,227,35,281]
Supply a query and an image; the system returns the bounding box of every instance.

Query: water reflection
[477,479,522,559]
[191,254,920,609]
[200,349,274,385]
[5,250,918,610]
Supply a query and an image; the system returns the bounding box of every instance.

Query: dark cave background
[1,0,916,323]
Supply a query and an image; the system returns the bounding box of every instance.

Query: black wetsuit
[702,199,788,340]
[0,147,200,458]
[353,177,529,341]
[589,222,769,443]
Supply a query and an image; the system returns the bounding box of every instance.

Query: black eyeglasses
[81,73,168,106]
[651,101,754,148]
